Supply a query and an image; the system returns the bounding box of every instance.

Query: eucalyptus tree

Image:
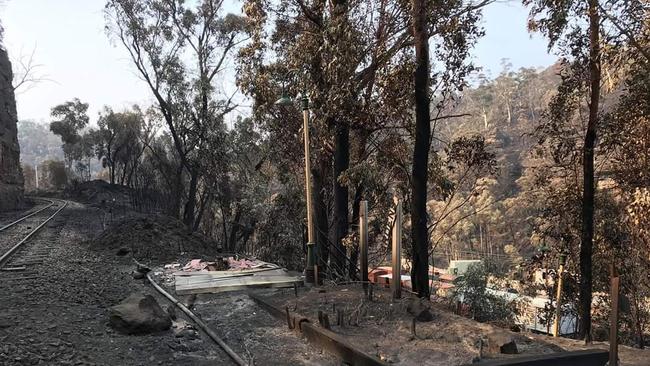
[523,0,649,342]
[239,0,489,287]
[105,0,246,228]
[95,106,143,185]
[49,98,94,178]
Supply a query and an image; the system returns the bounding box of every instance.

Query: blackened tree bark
[348,183,364,279]
[332,122,350,276]
[579,0,601,344]
[228,205,242,251]
[183,168,199,228]
[312,157,330,274]
[409,0,431,298]
[348,129,369,279]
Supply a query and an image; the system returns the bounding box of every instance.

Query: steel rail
[144,270,248,366]
[0,199,68,268]
[0,198,56,233]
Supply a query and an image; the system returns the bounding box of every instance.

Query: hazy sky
[1,0,556,124]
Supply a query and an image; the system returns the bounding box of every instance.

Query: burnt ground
[0,201,232,365]
[265,284,650,366]
[0,197,37,224]
[5,199,645,365]
[0,200,338,366]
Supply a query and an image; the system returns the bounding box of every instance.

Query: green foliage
[48,98,98,182]
[254,191,305,271]
[49,98,89,145]
[106,0,247,226]
[453,263,519,325]
[95,105,149,185]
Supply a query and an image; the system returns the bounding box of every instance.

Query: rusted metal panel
[464,349,609,366]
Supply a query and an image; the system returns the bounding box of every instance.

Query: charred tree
[409,0,431,298]
[332,122,350,276]
[579,0,601,344]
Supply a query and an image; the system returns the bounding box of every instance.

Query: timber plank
[175,274,302,295]
[173,268,288,277]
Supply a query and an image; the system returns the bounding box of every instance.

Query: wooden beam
[609,265,620,366]
[392,197,402,299]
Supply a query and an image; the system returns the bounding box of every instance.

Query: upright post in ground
[609,265,620,366]
[553,252,567,337]
[302,94,316,285]
[359,200,369,289]
[391,196,402,299]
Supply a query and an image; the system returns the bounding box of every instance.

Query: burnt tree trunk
[228,206,242,251]
[183,168,199,229]
[171,166,184,218]
[409,0,431,298]
[332,122,350,277]
[348,184,364,279]
[348,130,368,279]
[312,157,330,274]
[579,0,600,344]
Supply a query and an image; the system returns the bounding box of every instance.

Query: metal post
[391,197,402,299]
[302,95,316,285]
[359,200,368,289]
[609,265,620,366]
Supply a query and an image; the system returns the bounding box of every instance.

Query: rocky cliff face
[0,47,24,210]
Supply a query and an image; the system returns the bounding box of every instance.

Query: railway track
[0,198,68,279]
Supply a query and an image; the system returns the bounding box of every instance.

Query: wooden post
[392,197,402,299]
[609,265,620,366]
[359,200,369,289]
[302,95,316,285]
[553,263,565,337]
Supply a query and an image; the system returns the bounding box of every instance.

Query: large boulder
[486,331,518,355]
[0,47,24,210]
[109,293,171,335]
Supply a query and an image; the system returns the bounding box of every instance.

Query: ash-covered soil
[91,213,221,264]
[0,201,233,365]
[0,197,37,225]
[65,179,132,207]
[267,284,573,365]
[151,278,339,366]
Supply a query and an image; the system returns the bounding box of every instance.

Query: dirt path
[0,201,232,365]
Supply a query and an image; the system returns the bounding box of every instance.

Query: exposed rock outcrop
[0,47,24,210]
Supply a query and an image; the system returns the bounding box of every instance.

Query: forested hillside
[431,63,562,262]
[17,120,63,166]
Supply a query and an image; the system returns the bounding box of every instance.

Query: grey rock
[115,247,130,256]
[486,331,518,355]
[109,293,171,335]
[166,306,177,321]
[406,298,436,322]
[174,328,198,340]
